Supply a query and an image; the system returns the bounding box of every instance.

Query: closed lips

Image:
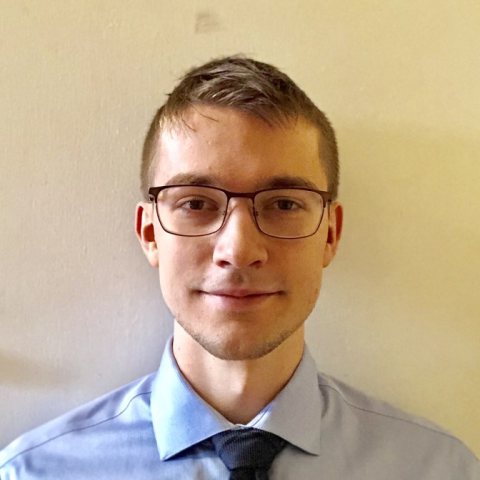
[205,290,277,297]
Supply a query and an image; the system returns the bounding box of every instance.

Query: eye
[183,199,206,210]
[262,197,304,211]
[275,199,301,210]
[177,197,220,212]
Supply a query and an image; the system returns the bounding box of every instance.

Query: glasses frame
[148,185,333,239]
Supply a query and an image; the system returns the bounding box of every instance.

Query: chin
[200,337,283,361]
[178,316,302,362]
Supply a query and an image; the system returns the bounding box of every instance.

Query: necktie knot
[211,428,286,479]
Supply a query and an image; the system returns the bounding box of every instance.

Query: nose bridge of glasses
[224,195,257,220]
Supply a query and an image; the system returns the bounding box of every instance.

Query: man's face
[137,106,341,361]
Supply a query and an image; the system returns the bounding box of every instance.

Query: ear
[323,201,343,268]
[135,201,159,268]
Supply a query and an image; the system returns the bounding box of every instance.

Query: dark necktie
[210,428,286,480]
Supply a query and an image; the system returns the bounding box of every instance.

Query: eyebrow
[164,173,320,190]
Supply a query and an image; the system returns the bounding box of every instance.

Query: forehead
[154,106,327,191]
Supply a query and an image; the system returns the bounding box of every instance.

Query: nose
[212,198,268,269]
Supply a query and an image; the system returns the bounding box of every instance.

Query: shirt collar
[151,337,321,460]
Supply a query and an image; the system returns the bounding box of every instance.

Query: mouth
[199,291,280,309]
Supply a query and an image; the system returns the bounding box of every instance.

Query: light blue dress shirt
[1,337,478,479]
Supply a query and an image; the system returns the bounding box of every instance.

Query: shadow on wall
[0,351,74,388]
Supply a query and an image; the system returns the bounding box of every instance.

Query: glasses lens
[255,189,324,238]
[156,186,227,236]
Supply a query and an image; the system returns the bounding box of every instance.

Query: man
[1,56,478,479]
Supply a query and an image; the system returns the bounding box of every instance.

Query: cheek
[286,241,324,303]
[157,236,185,301]
[156,234,209,303]
[300,267,323,307]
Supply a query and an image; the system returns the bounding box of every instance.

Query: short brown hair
[140,55,339,200]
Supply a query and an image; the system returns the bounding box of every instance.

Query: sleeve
[456,442,480,480]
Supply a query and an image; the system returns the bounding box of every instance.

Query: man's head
[140,56,340,202]
[136,56,343,362]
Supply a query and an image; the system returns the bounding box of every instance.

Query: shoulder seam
[0,390,152,470]
[318,381,477,459]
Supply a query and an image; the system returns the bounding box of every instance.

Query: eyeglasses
[148,185,332,239]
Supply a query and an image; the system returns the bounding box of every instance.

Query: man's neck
[172,323,305,425]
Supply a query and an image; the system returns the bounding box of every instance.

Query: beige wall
[1,0,479,456]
